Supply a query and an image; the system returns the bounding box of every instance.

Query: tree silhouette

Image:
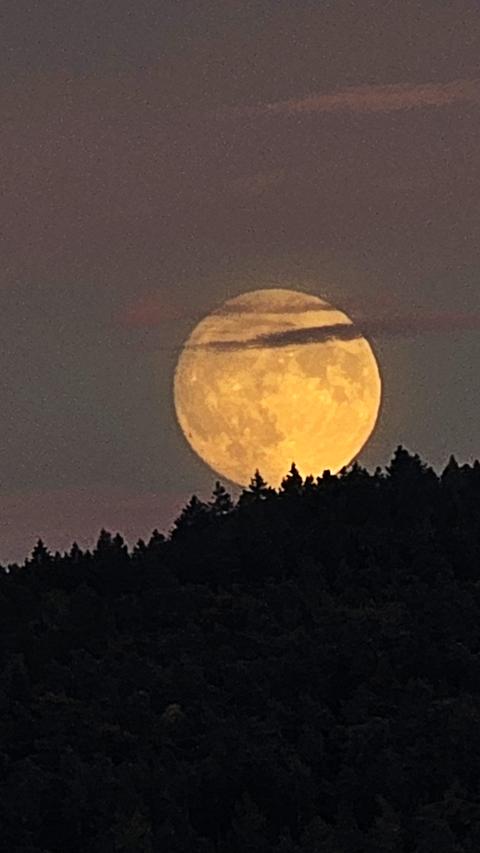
[172,494,209,535]
[280,463,303,495]
[1,449,480,849]
[30,538,51,567]
[209,481,234,517]
[239,469,274,505]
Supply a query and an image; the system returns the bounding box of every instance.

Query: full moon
[173,288,381,487]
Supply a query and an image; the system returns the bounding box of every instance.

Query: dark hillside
[1,447,480,852]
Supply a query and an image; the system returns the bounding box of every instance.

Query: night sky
[1,0,479,562]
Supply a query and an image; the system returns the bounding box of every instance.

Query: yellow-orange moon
[173,288,381,487]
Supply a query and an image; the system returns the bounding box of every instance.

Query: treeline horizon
[4,444,480,569]
[1,444,480,850]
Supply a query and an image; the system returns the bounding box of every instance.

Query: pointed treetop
[148,529,165,548]
[442,454,463,485]
[280,462,303,494]
[95,529,128,556]
[31,539,51,565]
[112,533,127,551]
[173,494,209,532]
[70,542,83,561]
[443,454,459,472]
[95,528,113,553]
[250,469,269,491]
[239,469,275,503]
[340,461,369,480]
[209,481,234,516]
[387,445,427,478]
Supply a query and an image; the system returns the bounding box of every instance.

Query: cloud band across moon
[203,323,359,351]
[197,314,480,351]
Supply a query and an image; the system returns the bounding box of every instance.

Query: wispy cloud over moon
[206,324,357,350]
[202,313,480,351]
[261,78,480,116]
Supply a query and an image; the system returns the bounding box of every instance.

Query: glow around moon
[173,288,382,487]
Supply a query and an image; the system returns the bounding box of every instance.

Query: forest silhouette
[2,446,480,851]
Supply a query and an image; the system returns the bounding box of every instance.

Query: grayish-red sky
[1,0,479,562]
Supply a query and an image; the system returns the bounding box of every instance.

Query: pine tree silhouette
[209,481,234,516]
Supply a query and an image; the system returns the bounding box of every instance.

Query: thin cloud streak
[200,313,480,351]
[262,78,480,115]
[119,310,480,353]
[204,324,357,350]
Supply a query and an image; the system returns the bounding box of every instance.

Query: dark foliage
[2,447,480,851]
